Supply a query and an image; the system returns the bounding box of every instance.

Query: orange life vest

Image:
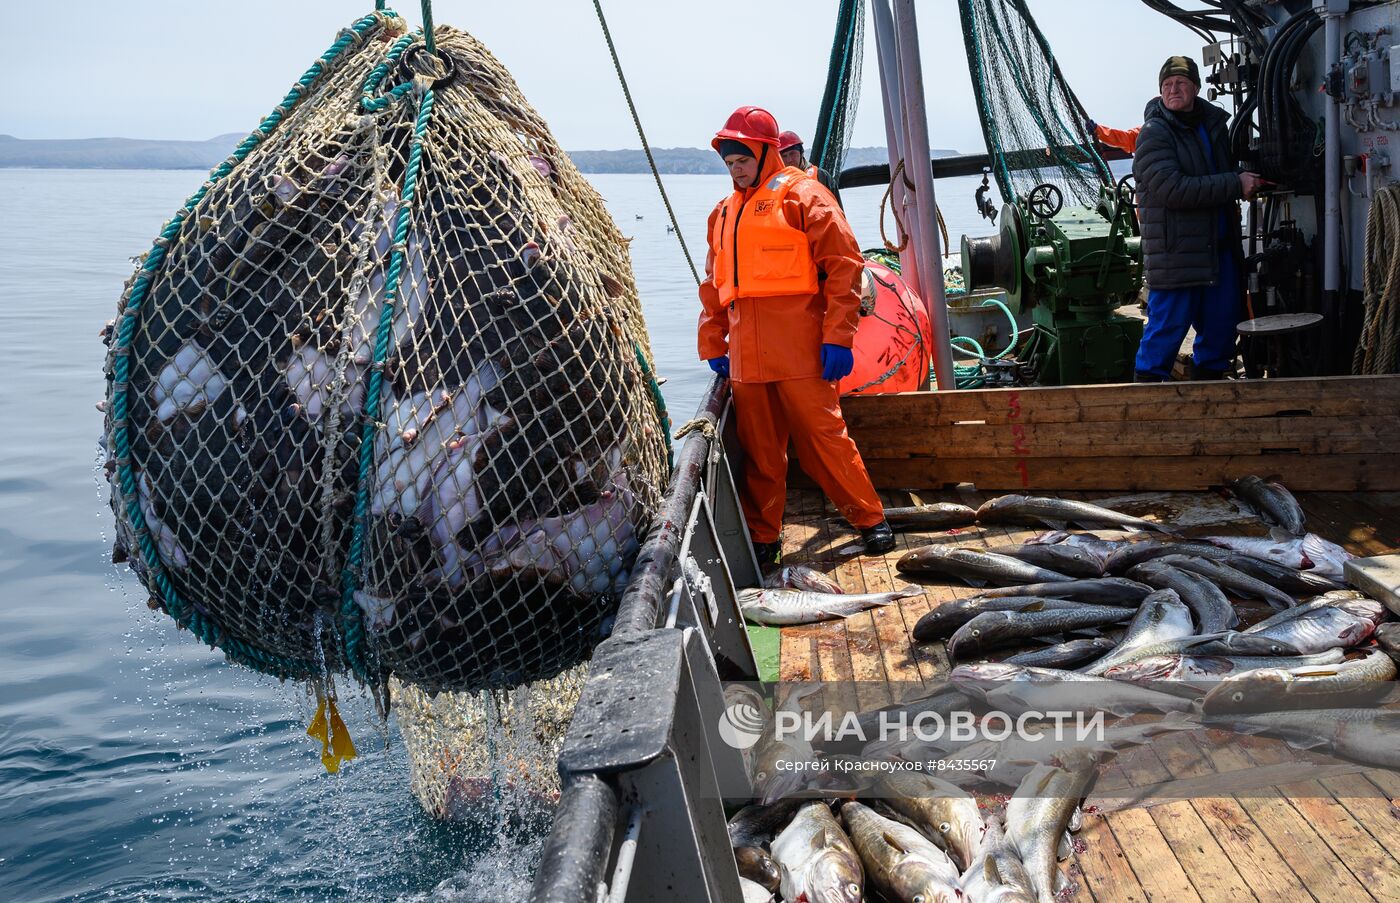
[806,164,820,180]
[710,166,820,304]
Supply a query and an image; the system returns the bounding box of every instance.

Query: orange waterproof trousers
[730,378,885,544]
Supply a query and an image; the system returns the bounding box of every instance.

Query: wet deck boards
[774,487,1400,903]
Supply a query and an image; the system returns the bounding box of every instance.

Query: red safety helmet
[711,106,781,151]
[778,130,804,152]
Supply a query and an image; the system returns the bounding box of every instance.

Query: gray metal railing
[531,377,760,903]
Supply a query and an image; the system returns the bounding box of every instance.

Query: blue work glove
[707,356,730,378]
[820,344,854,382]
[1086,118,1098,135]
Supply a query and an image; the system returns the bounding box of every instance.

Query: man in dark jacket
[1132,56,1267,381]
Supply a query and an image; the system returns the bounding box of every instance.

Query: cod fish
[1198,648,1398,713]
[913,596,1102,643]
[875,772,985,872]
[1101,538,1237,575]
[883,502,979,532]
[1228,475,1306,535]
[1026,531,1132,571]
[1192,595,1384,656]
[987,541,1106,579]
[841,801,963,903]
[770,801,864,903]
[1203,532,1353,584]
[1101,649,1347,684]
[897,545,1074,587]
[735,846,782,894]
[960,816,1036,903]
[1080,588,1194,676]
[947,605,1135,660]
[950,662,1198,716]
[1199,708,1400,770]
[764,564,845,594]
[728,799,806,850]
[1126,561,1238,633]
[1006,750,1098,903]
[1214,552,1342,595]
[1005,636,1118,669]
[751,686,823,804]
[1152,554,1296,611]
[977,494,1175,534]
[974,577,1154,607]
[739,586,922,626]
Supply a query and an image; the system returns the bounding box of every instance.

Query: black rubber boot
[1133,371,1167,383]
[752,541,782,569]
[861,521,896,555]
[1190,363,1226,381]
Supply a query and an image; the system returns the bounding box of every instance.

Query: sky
[4,1,1210,153]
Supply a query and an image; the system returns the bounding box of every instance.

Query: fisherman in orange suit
[1087,119,1141,154]
[699,106,894,567]
[778,129,836,193]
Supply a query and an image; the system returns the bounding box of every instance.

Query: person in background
[1086,119,1140,154]
[778,130,837,193]
[698,106,895,565]
[1132,55,1267,382]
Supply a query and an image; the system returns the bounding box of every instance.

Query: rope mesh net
[102,13,670,697]
[809,0,865,195]
[958,0,1111,207]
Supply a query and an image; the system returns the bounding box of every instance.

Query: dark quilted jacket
[1133,97,1242,289]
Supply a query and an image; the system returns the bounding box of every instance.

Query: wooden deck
[775,486,1400,903]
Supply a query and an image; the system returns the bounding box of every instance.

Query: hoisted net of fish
[101,11,671,696]
[957,0,1112,207]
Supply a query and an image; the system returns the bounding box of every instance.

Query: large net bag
[101,10,671,695]
[958,0,1112,207]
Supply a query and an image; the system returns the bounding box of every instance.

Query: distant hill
[0,135,959,173]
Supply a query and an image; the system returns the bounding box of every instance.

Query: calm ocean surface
[0,168,996,901]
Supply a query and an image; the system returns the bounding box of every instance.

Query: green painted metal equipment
[962,178,1144,385]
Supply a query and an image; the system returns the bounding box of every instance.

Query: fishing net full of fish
[101,11,671,695]
[958,0,1113,208]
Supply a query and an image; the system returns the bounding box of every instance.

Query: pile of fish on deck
[729,478,1400,903]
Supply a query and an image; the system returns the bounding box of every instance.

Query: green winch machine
[961,178,1144,385]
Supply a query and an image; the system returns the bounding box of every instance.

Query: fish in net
[958,0,1112,208]
[101,12,671,696]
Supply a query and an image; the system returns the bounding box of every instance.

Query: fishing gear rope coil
[101,8,671,719]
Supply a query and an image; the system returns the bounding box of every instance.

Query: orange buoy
[838,261,933,395]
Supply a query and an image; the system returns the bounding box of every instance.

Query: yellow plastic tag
[307,693,358,774]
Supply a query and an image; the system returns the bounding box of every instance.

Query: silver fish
[1005,637,1118,669]
[1006,749,1098,903]
[1198,649,1399,713]
[1202,532,1354,583]
[976,495,1175,534]
[841,801,963,903]
[1228,475,1306,535]
[974,578,1154,606]
[960,816,1036,903]
[1080,588,1194,676]
[875,772,986,872]
[950,662,1197,717]
[738,585,922,626]
[764,564,845,594]
[987,542,1106,579]
[739,875,775,903]
[1196,596,1384,656]
[1102,539,1235,575]
[1200,708,1400,769]
[1216,551,1342,595]
[883,503,979,532]
[1101,649,1347,683]
[1152,554,1296,611]
[770,801,864,903]
[751,685,823,804]
[913,597,1101,643]
[948,605,1135,660]
[897,545,1074,587]
[1126,561,1238,633]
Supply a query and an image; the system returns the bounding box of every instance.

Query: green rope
[107,11,396,681]
[946,297,1020,388]
[340,29,434,686]
[590,0,700,286]
[633,342,673,470]
[419,0,436,54]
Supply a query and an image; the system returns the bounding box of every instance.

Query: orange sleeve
[697,202,729,360]
[786,182,863,348]
[1095,123,1140,154]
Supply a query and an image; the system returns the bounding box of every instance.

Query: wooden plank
[855,454,1400,493]
[1104,807,1205,903]
[840,375,1400,427]
[1276,779,1400,900]
[1188,796,1319,903]
[1317,772,1400,872]
[858,415,1400,459]
[1088,762,1374,815]
[1072,815,1150,903]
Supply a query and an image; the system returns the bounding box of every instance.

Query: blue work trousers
[1135,249,1240,379]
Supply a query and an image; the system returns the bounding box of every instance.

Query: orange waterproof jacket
[1096,123,1141,154]
[698,139,864,383]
